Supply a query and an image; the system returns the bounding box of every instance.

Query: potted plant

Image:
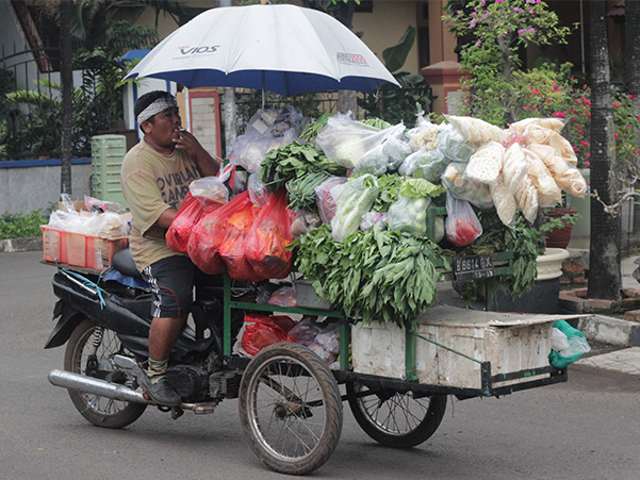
[542,206,578,249]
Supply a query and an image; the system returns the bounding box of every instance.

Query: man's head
[135,91,181,148]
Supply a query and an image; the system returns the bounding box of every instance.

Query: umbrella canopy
[125,4,400,96]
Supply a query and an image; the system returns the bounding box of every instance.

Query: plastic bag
[315,176,347,225]
[523,148,562,207]
[290,210,322,238]
[331,174,380,242]
[502,143,528,195]
[245,191,293,280]
[247,172,268,207]
[528,144,587,197]
[549,320,591,369]
[166,192,223,253]
[445,193,482,247]
[386,180,440,237]
[436,123,475,163]
[490,176,518,226]
[444,115,506,145]
[441,163,494,210]
[83,195,126,214]
[407,116,440,151]
[509,117,565,135]
[188,192,254,276]
[398,148,448,183]
[381,132,412,171]
[218,194,259,281]
[239,314,292,357]
[268,286,297,307]
[288,318,322,347]
[309,324,340,363]
[360,211,387,231]
[189,176,230,204]
[465,141,505,185]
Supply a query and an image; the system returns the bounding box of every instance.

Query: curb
[0,236,42,253]
[578,314,640,347]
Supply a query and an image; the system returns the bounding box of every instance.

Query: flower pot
[545,207,577,249]
[484,248,570,314]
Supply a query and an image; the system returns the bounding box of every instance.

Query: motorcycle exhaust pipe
[48,369,148,404]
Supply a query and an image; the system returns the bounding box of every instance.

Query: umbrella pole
[261,88,266,109]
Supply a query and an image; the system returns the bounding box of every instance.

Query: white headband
[137,97,178,125]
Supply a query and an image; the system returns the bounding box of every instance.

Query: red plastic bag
[166,193,222,253]
[445,192,483,247]
[188,192,252,275]
[245,191,293,279]
[217,194,259,281]
[240,314,292,357]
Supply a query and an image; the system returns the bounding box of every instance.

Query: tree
[60,0,73,195]
[587,0,621,300]
[624,0,640,98]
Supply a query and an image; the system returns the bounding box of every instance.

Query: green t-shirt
[121,140,200,271]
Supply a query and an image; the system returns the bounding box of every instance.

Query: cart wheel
[238,343,343,475]
[346,381,446,448]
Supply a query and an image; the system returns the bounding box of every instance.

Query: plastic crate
[41,226,128,272]
[91,134,127,207]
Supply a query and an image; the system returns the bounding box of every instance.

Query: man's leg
[142,256,195,405]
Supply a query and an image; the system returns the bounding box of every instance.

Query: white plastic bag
[490,176,518,226]
[444,115,506,145]
[315,176,348,225]
[189,176,229,204]
[437,123,476,163]
[247,172,268,207]
[387,196,431,236]
[528,144,587,197]
[441,163,494,210]
[360,211,387,231]
[445,193,482,247]
[523,148,562,207]
[398,148,448,182]
[381,132,413,171]
[465,141,505,185]
[407,115,440,151]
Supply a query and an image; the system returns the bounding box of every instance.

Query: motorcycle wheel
[64,319,147,429]
[238,343,343,475]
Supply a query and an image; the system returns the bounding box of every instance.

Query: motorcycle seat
[112,249,143,280]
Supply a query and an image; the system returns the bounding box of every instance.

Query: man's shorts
[141,256,195,318]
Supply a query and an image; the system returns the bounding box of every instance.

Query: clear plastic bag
[407,114,440,151]
[315,176,347,224]
[268,286,296,307]
[331,174,379,242]
[445,192,483,247]
[247,172,268,207]
[360,211,387,231]
[386,196,431,236]
[189,176,230,204]
[549,320,591,369]
[437,123,475,163]
[288,317,321,347]
[83,195,126,214]
[398,148,448,182]
[290,210,322,238]
[441,163,493,210]
[381,131,412,171]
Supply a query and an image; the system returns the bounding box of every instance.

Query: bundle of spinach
[299,113,330,144]
[362,117,392,129]
[294,225,450,327]
[261,142,345,192]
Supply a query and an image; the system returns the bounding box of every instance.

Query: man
[121,91,220,405]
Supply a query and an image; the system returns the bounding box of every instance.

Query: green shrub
[0,211,47,239]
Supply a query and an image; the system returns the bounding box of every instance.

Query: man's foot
[141,375,181,406]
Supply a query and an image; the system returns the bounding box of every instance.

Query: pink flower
[579,140,590,147]
[552,111,567,119]
[513,7,525,13]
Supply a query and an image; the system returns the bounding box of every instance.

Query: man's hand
[175,130,220,177]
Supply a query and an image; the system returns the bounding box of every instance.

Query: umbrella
[124,4,399,96]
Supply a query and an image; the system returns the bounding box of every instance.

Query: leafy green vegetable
[299,113,330,144]
[399,178,445,199]
[362,117,392,129]
[261,141,345,191]
[294,225,450,327]
[285,170,330,211]
[331,174,379,241]
[372,174,404,212]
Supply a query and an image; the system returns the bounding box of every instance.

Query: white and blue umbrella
[124,4,399,95]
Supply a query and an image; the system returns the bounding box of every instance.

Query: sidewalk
[622,254,639,289]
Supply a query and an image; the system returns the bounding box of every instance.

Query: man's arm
[155,208,178,229]
[176,130,221,177]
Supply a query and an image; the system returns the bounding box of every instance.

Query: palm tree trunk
[587,0,621,300]
[60,0,73,195]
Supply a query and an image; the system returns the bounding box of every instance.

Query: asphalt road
[1,252,639,480]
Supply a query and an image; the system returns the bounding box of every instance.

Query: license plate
[453,255,495,280]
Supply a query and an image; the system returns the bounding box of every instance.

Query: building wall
[0,162,92,214]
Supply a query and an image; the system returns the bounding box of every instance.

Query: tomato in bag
[166,193,222,253]
[241,314,293,357]
[445,192,483,247]
[244,190,293,279]
[188,192,252,275]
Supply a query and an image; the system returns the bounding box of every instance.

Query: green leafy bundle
[372,174,404,212]
[294,225,450,327]
[285,170,331,211]
[299,113,330,144]
[261,142,345,191]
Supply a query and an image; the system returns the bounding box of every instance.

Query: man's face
[142,107,181,148]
